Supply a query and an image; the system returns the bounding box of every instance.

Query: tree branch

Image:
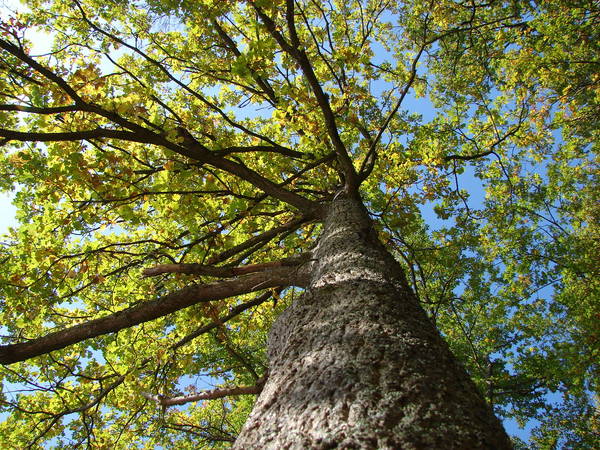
[29,374,127,447]
[0,127,155,145]
[205,151,321,216]
[72,0,282,150]
[253,4,358,193]
[0,264,309,365]
[214,144,310,160]
[0,37,84,104]
[0,104,80,114]
[1,18,320,216]
[444,121,523,162]
[211,18,278,105]
[142,373,267,408]
[142,254,310,278]
[0,38,204,161]
[358,42,427,181]
[0,125,317,215]
[206,215,308,265]
[172,290,278,350]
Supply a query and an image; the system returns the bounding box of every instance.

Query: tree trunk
[234,197,512,449]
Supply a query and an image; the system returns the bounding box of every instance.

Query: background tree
[0,0,597,447]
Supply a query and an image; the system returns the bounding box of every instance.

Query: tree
[0,0,597,447]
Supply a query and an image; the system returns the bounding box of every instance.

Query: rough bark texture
[234,197,512,449]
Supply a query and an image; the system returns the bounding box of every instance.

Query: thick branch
[0,127,155,145]
[203,152,320,217]
[0,265,309,365]
[0,104,80,114]
[0,127,317,217]
[0,38,84,103]
[142,374,267,407]
[142,255,309,278]
[1,24,319,215]
[0,38,203,161]
[0,126,316,214]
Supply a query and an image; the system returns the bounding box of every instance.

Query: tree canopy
[0,0,598,447]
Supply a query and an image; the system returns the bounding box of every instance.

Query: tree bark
[234,196,512,449]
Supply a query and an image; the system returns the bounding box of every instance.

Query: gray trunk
[234,197,512,449]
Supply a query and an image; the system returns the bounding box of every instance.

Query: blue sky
[0,193,17,232]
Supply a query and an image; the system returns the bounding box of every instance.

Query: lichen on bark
[234,197,512,449]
